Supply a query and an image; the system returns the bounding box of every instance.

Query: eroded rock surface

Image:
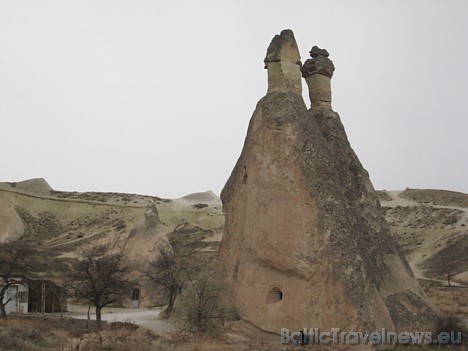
[301,45,335,110]
[219,30,438,336]
[264,29,302,95]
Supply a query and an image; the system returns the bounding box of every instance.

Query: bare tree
[175,265,236,336]
[67,240,131,329]
[145,236,206,316]
[145,242,185,313]
[0,241,35,319]
[441,259,457,287]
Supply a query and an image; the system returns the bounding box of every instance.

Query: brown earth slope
[377,189,468,286]
[0,179,224,290]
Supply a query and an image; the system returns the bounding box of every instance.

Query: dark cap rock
[309,45,329,58]
[301,45,335,78]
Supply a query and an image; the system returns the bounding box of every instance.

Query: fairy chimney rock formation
[219,30,438,339]
[264,29,302,95]
[301,45,335,109]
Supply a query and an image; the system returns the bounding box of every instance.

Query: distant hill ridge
[0,178,221,205]
[0,178,224,268]
[0,178,53,196]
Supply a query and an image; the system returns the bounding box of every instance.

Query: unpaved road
[72,308,171,335]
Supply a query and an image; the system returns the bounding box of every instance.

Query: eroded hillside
[377,189,468,287]
[1,179,466,313]
[0,179,223,277]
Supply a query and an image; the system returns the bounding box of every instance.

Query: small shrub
[174,267,237,337]
[110,321,139,330]
[436,314,464,335]
[62,325,158,351]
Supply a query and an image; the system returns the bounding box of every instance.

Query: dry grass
[61,324,158,351]
[62,327,222,351]
[0,318,64,351]
[61,325,298,351]
[151,333,303,351]
[2,318,464,351]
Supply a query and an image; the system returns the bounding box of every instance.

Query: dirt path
[72,308,171,335]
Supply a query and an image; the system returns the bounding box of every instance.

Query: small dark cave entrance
[267,287,283,303]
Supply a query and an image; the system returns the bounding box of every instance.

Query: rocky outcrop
[127,200,161,239]
[180,190,221,204]
[219,29,438,336]
[0,207,24,242]
[301,45,335,109]
[264,29,302,95]
[1,178,53,196]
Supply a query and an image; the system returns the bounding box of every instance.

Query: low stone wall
[424,286,468,316]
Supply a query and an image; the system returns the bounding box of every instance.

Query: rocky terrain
[2,35,467,339]
[0,178,223,292]
[378,189,468,285]
[1,178,466,316]
[377,189,468,316]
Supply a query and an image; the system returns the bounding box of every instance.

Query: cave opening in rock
[267,287,283,303]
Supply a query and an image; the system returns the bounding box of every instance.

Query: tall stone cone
[219,29,438,338]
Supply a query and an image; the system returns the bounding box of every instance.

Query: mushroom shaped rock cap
[264,29,302,68]
[309,45,330,58]
[301,45,335,78]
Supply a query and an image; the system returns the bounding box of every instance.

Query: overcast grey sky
[1,1,467,198]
